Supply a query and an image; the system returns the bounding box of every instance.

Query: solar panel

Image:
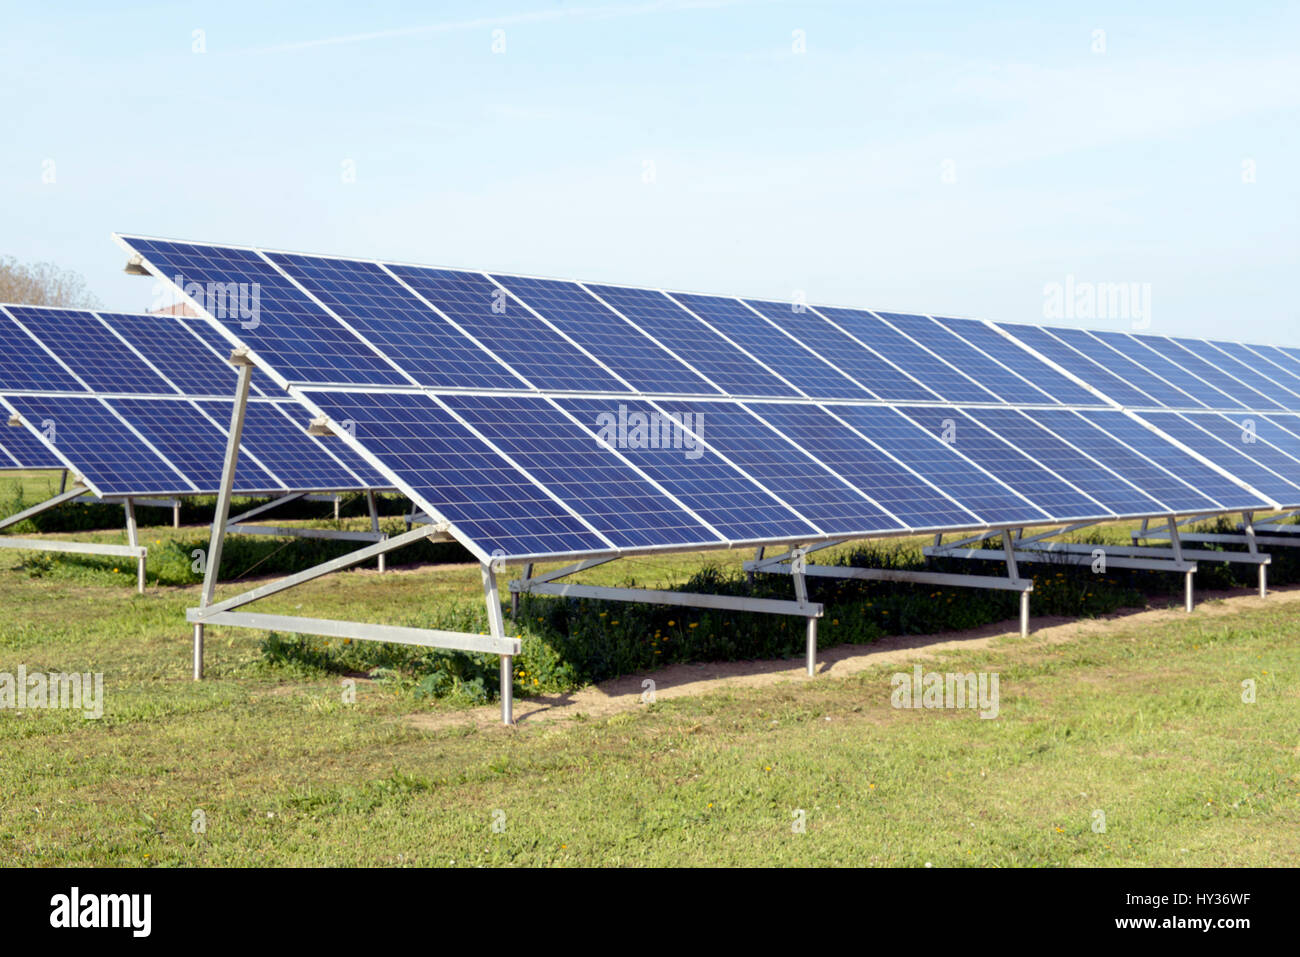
[584,284,797,397]
[0,423,66,469]
[0,307,90,393]
[1201,341,1300,410]
[993,323,1152,408]
[4,305,176,395]
[1,395,193,495]
[491,276,717,395]
[1133,412,1300,505]
[1041,327,1199,408]
[269,253,528,391]
[1088,330,1239,410]
[651,400,905,536]
[119,238,409,386]
[99,312,244,396]
[556,397,820,542]
[298,390,610,558]
[386,266,628,393]
[1163,337,1299,411]
[930,316,1102,406]
[810,306,987,402]
[895,406,1114,521]
[669,293,870,400]
[743,402,982,530]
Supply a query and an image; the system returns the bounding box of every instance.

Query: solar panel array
[0,304,388,498]
[114,234,1300,563]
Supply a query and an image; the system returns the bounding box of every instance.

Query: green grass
[0,475,1297,864]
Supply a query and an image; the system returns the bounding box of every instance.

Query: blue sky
[2,1,1297,342]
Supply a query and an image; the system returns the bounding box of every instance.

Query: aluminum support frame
[747,535,1035,637]
[0,484,149,594]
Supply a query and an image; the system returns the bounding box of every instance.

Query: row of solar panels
[0,305,385,496]
[119,236,1300,414]
[108,234,1300,563]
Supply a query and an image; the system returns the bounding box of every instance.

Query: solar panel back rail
[114,233,1299,724]
[0,303,400,591]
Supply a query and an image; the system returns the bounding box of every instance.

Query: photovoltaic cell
[98,312,243,396]
[830,404,1050,526]
[110,398,281,493]
[1089,331,1239,409]
[963,408,1168,516]
[0,307,89,393]
[385,266,627,393]
[881,313,1055,404]
[269,253,527,391]
[1134,412,1300,504]
[122,237,409,386]
[439,394,723,550]
[301,390,610,558]
[1180,412,1300,484]
[584,284,796,397]
[1203,341,1300,410]
[930,316,1101,406]
[1242,345,1300,395]
[3,395,191,495]
[1076,410,1268,510]
[0,423,65,469]
[4,307,175,395]
[555,397,818,542]
[670,293,869,400]
[896,406,1113,520]
[1045,328,1198,409]
[1127,335,1264,410]
[1164,337,1298,411]
[993,323,1154,408]
[493,276,718,395]
[653,401,903,536]
[1022,409,1223,513]
[743,403,979,530]
[196,400,361,492]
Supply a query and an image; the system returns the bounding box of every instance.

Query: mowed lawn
[0,485,1297,865]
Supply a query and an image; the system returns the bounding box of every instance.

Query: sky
[2,0,1297,343]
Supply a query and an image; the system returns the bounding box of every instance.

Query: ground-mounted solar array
[110,234,1300,568]
[0,304,388,498]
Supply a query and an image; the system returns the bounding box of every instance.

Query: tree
[0,257,100,308]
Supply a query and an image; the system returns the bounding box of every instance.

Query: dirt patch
[402,584,1298,732]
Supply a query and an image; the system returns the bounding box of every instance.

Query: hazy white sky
[3,0,1297,342]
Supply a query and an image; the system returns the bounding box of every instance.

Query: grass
[0,473,1297,865]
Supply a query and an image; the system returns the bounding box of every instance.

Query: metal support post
[483,561,512,726]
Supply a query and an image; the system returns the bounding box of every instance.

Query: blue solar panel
[1241,345,1300,396]
[4,307,175,395]
[0,307,88,393]
[1044,327,1197,408]
[0,422,66,469]
[1180,412,1300,483]
[98,312,242,397]
[896,406,1113,520]
[1088,331,1238,409]
[196,400,361,492]
[110,398,282,493]
[1022,409,1223,513]
[994,323,1154,408]
[962,408,1168,516]
[879,313,1056,404]
[300,391,610,558]
[810,306,988,402]
[1203,341,1300,410]
[3,395,191,495]
[1163,338,1298,411]
[555,397,818,542]
[1076,410,1269,510]
[1135,412,1300,505]
[930,316,1102,406]
[584,284,797,397]
[830,404,1050,526]
[670,293,870,400]
[439,394,723,550]
[263,401,390,488]
[269,253,527,391]
[122,237,409,386]
[384,266,627,393]
[743,403,980,530]
[1126,336,1265,410]
[652,401,903,536]
[493,276,718,395]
